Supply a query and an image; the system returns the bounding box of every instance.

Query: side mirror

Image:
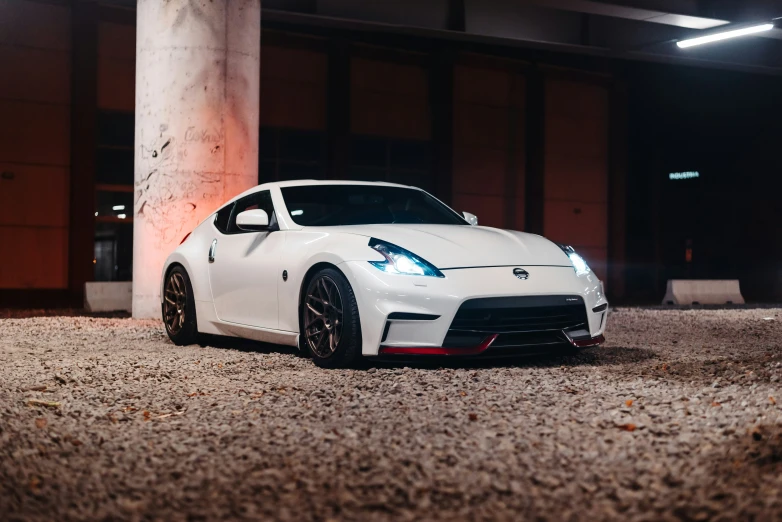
[462,211,478,226]
[236,209,269,231]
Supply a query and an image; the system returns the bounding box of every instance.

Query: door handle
[208,239,217,263]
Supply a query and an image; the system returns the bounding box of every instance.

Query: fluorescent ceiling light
[118,214,127,219]
[677,23,774,48]
[113,205,125,211]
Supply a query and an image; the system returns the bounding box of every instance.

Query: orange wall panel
[261,80,326,130]
[545,155,607,203]
[453,104,509,148]
[546,80,607,121]
[350,57,430,139]
[0,226,68,289]
[0,100,70,167]
[454,65,511,107]
[351,91,430,140]
[98,57,135,111]
[451,193,506,228]
[352,58,427,97]
[543,78,608,269]
[0,1,70,51]
[260,46,327,130]
[0,164,69,227]
[452,61,525,230]
[543,200,607,248]
[0,46,70,104]
[99,22,136,61]
[98,21,136,111]
[452,147,506,196]
[0,1,72,290]
[262,46,327,84]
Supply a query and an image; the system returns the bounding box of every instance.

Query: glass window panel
[97,112,134,147]
[279,129,323,162]
[388,170,432,190]
[348,167,386,182]
[390,140,429,170]
[95,191,134,220]
[279,162,323,181]
[94,222,133,281]
[96,147,134,185]
[351,136,387,168]
[259,160,277,183]
[259,127,277,159]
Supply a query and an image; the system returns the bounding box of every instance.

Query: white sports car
[161,180,608,367]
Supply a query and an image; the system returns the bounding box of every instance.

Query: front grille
[443,295,589,351]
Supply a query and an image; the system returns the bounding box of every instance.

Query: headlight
[368,238,444,277]
[557,244,591,277]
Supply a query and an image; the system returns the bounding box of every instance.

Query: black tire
[162,265,199,345]
[300,267,361,368]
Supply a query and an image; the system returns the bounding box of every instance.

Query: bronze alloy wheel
[304,275,344,358]
[164,272,188,335]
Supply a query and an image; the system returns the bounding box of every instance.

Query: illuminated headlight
[368,238,444,277]
[557,244,591,277]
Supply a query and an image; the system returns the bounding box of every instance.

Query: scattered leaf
[712,401,721,407]
[154,411,185,420]
[661,364,669,372]
[618,423,636,432]
[35,418,47,429]
[217,363,223,369]
[143,410,151,421]
[770,396,777,405]
[468,413,478,422]
[107,413,117,424]
[27,399,61,409]
[71,438,82,446]
[625,399,633,407]
[459,391,467,397]
[29,477,41,492]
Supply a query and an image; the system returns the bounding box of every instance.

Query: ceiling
[110,0,782,74]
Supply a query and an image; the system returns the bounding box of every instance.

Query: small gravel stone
[0,307,781,520]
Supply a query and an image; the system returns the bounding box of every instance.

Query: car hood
[315,224,571,269]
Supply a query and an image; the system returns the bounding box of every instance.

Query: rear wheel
[301,268,361,368]
[162,266,199,345]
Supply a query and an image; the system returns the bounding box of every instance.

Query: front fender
[277,231,377,333]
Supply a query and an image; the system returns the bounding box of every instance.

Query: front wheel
[301,268,361,368]
[162,266,199,345]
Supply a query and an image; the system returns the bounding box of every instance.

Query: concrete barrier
[662,279,745,306]
[84,282,133,313]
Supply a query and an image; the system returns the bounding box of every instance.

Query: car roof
[260,179,413,190]
[226,179,420,206]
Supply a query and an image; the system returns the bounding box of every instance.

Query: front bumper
[341,262,608,356]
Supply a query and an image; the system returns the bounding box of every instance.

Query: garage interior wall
[94,17,136,283]
[452,56,525,230]
[349,50,432,189]
[259,35,328,183]
[0,1,71,289]
[0,1,621,304]
[543,75,609,281]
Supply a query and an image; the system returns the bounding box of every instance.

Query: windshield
[280,185,468,226]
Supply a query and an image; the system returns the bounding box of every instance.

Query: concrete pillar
[133,0,260,318]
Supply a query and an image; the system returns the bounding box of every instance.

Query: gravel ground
[1,308,781,521]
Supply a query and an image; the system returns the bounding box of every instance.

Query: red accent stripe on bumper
[570,334,605,348]
[378,334,499,356]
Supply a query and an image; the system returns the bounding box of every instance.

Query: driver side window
[227,190,275,234]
